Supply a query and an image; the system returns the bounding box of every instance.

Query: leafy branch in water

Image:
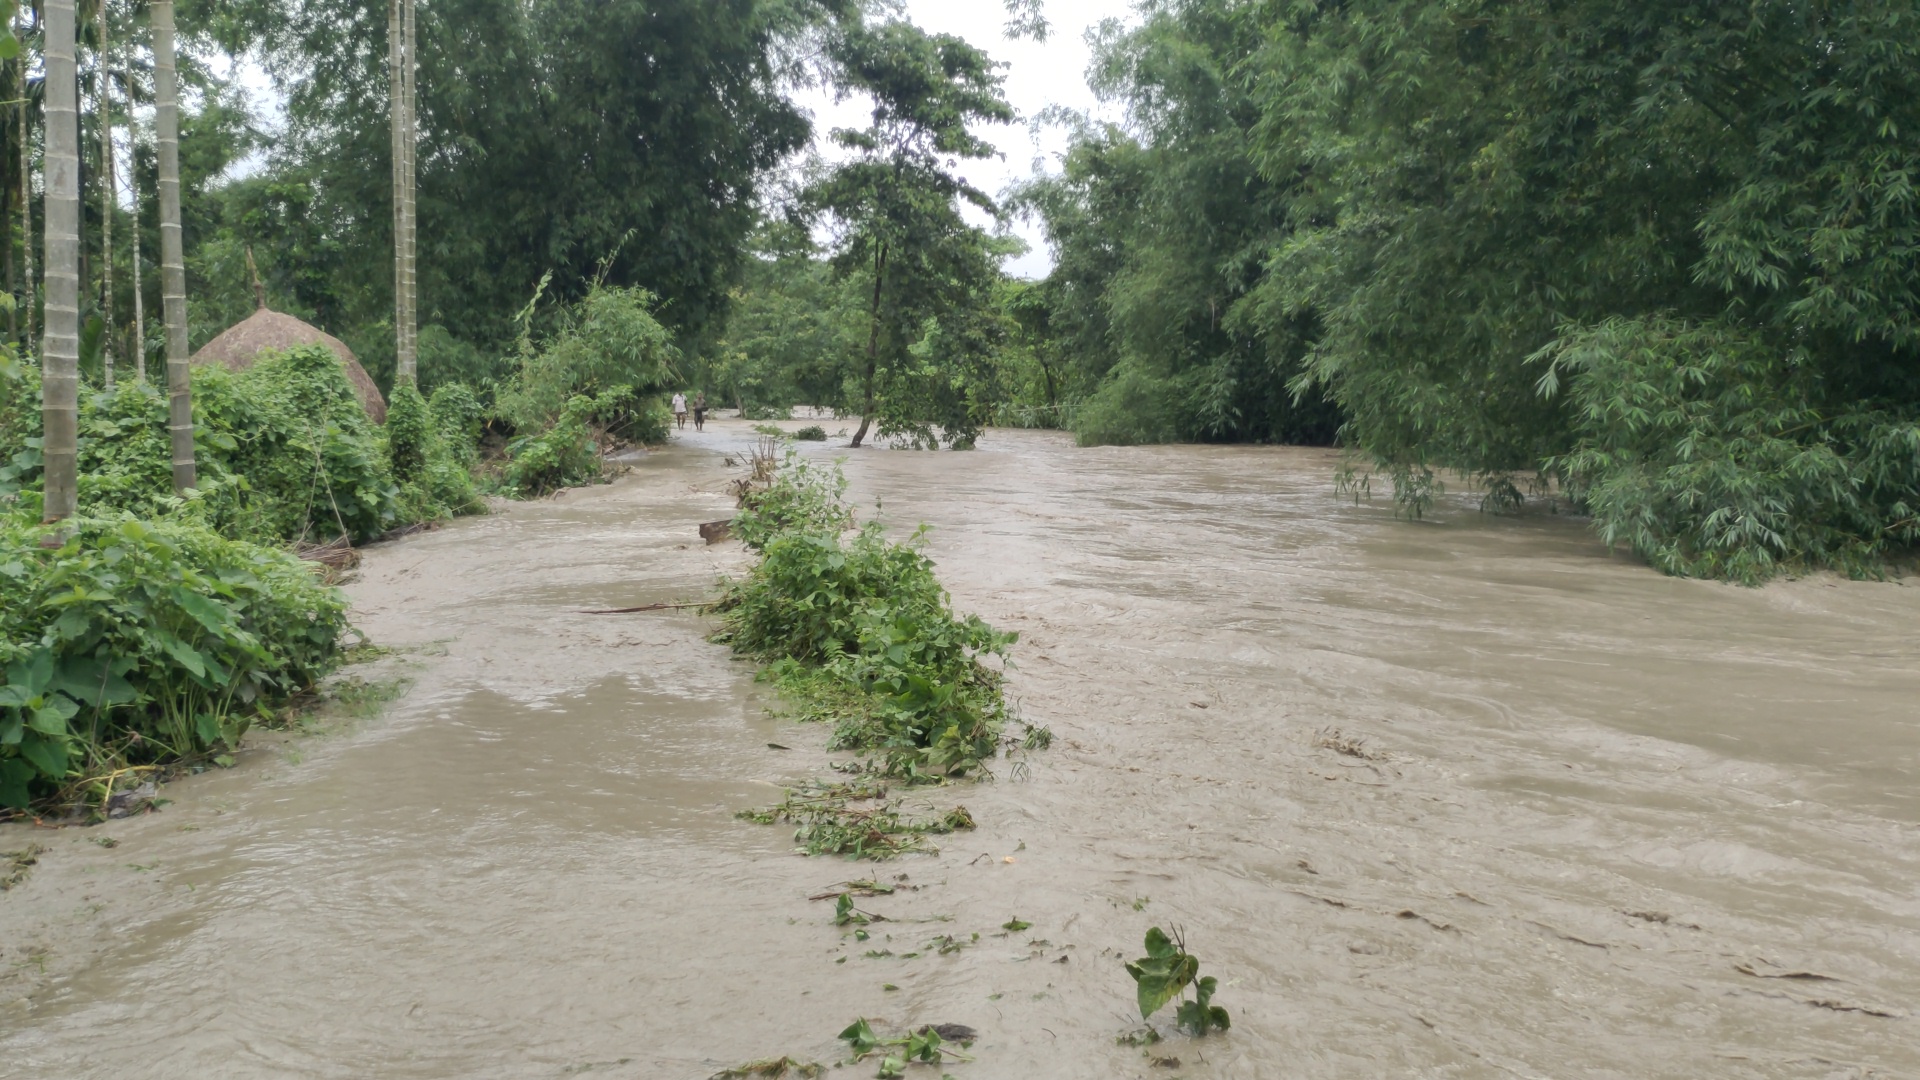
[837,1018,976,1075]
[1126,926,1230,1037]
[737,780,975,860]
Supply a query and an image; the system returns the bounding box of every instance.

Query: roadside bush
[428,382,487,467]
[714,461,1015,779]
[502,386,635,497]
[3,345,404,544]
[731,451,850,550]
[387,380,483,522]
[0,513,349,810]
[495,285,677,434]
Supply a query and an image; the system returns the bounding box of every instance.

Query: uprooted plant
[1126,926,1231,1037]
[837,1018,976,1076]
[737,779,976,859]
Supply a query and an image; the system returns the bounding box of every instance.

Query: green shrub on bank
[714,461,1015,779]
[0,514,349,809]
[386,380,483,522]
[428,382,487,467]
[502,387,636,497]
[2,346,405,544]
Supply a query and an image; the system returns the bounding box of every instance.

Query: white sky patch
[794,0,1133,278]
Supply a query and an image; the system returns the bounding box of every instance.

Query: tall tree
[202,0,855,380]
[387,0,415,384]
[40,0,80,523]
[16,8,34,356]
[153,0,192,490]
[804,19,1013,447]
[95,0,113,388]
[121,49,141,381]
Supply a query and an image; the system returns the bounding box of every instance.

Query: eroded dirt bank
[3,421,1917,1078]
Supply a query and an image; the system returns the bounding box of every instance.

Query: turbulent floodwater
[3,421,1917,1079]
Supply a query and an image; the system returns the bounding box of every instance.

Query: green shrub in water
[0,513,349,809]
[794,425,828,441]
[715,460,1015,778]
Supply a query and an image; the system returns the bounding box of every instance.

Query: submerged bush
[0,514,349,809]
[714,461,1015,779]
[1540,317,1920,583]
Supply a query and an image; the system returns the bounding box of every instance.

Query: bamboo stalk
[124,58,141,381]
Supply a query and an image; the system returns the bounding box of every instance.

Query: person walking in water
[671,391,688,431]
[693,392,708,432]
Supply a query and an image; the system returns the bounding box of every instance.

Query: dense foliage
[1012,0,1920,579]
[0,514,349,809]
[715,457,1015,779]
[2,345,418,543]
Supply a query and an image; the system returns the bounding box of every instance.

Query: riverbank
[3,419,1917,1078]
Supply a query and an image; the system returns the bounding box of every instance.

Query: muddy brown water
[3,420,1917,1079]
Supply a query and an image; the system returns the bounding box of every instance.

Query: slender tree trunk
[121,58,141,381]
[849,242,887,448]
[18,23,35,356]
[41,0,80,524]
[152,0,192,491]
[390,0,417,385]
[96,0,113,388]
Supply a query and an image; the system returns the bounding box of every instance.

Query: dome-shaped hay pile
[193,309,388,424]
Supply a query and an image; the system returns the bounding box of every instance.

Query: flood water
[3,421,1916,1078]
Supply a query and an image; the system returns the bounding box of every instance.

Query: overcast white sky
[795,0,1137,277]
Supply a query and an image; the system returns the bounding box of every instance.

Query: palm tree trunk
[390,0,417,385]
[152,0,192,491]
[122,58,141,381]
[95,0,113,389]
[40,0,81,524]
[18,19,35,357]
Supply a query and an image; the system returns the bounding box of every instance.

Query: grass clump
[793,425,828,441]
[713,459,1014,781]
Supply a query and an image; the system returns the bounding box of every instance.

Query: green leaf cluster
[1126,926,1229,1037]
[0,515,349,809]
[715,459,1016,779]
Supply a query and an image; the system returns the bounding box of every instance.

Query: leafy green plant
[427,382,488,467]
[836,1018,972,1074]
[793,425,828,441]
[386,381,433,483]
[1,514,349,810]
[1126,926,1230,1037]
[502,386,636,497]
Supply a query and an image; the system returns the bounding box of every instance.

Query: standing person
[693,391,708,432]
[671,390,688,430]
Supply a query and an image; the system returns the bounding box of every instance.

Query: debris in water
[1734,961,1840,982]
[2,845,46,891]
[707,1058,825,1079]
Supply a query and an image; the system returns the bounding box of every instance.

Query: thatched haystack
[192,308,388,424]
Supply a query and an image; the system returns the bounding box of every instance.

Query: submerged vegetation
[717,456,1027,856]
[715,456,1016,781]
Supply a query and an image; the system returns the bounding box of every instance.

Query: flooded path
[4,421,1917,1078]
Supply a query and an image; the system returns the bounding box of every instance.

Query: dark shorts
[693,408,707,422]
